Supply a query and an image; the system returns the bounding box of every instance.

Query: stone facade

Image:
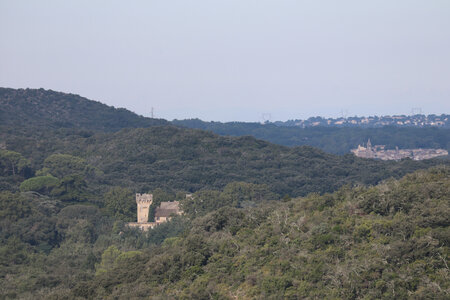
[136,193,153,223]
[351,139,448,161]
[127,193,182,231]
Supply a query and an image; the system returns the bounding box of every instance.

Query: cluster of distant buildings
[351,139,448,161]
[273,114,450,128]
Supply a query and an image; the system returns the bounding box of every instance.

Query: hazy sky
[1,1,449,122]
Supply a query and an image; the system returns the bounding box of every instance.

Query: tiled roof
[155,201,180,218]
[159,201,180,210]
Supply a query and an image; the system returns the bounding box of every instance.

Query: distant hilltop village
[128,193,182,231]
[273,114,450,128]
[351,139,448,161]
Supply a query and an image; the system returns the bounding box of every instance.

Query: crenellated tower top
[136,193,153,204]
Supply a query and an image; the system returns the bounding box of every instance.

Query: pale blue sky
[1,1,449,121]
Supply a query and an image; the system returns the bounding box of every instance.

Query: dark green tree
[19,175,60,194]
[51,174,88,202]
[104,187,135,221]
[39,153,92,178]
[0,150,32,177]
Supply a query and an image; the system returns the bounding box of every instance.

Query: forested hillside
[0,88,167,131]
[174,119,450,154]
[1,87,449,299]
[74,167,450,299]
[2,125,447,198]
[1,166,448,298]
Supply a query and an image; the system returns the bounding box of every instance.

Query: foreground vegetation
[1,167,448,299]
[79,167,450,299]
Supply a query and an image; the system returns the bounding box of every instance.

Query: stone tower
[136,193,153,223]
[367,139,372,151]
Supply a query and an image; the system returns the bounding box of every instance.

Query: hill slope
[0,88,168,131]
[2,125,447,197]
[58,168,450,298]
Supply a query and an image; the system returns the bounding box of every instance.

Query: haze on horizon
[1,0,449,122]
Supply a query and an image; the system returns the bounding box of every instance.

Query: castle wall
[156,216,168,223]
[137,202,151,223]
[127,222,156,231]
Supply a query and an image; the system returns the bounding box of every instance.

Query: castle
[127,193,182,231]
[351,139,448,160]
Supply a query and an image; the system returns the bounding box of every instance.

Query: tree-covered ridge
[174,119,450,154]
[0,88,168,131]
[2,87,449,155]
[69,167,449,299]
[2,125,447,198]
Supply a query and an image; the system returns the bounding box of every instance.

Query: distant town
[352,139,448,161]
[273,114,450,128]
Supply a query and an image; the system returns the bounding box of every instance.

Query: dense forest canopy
[75,167,450,299]
[2,125,447,198]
